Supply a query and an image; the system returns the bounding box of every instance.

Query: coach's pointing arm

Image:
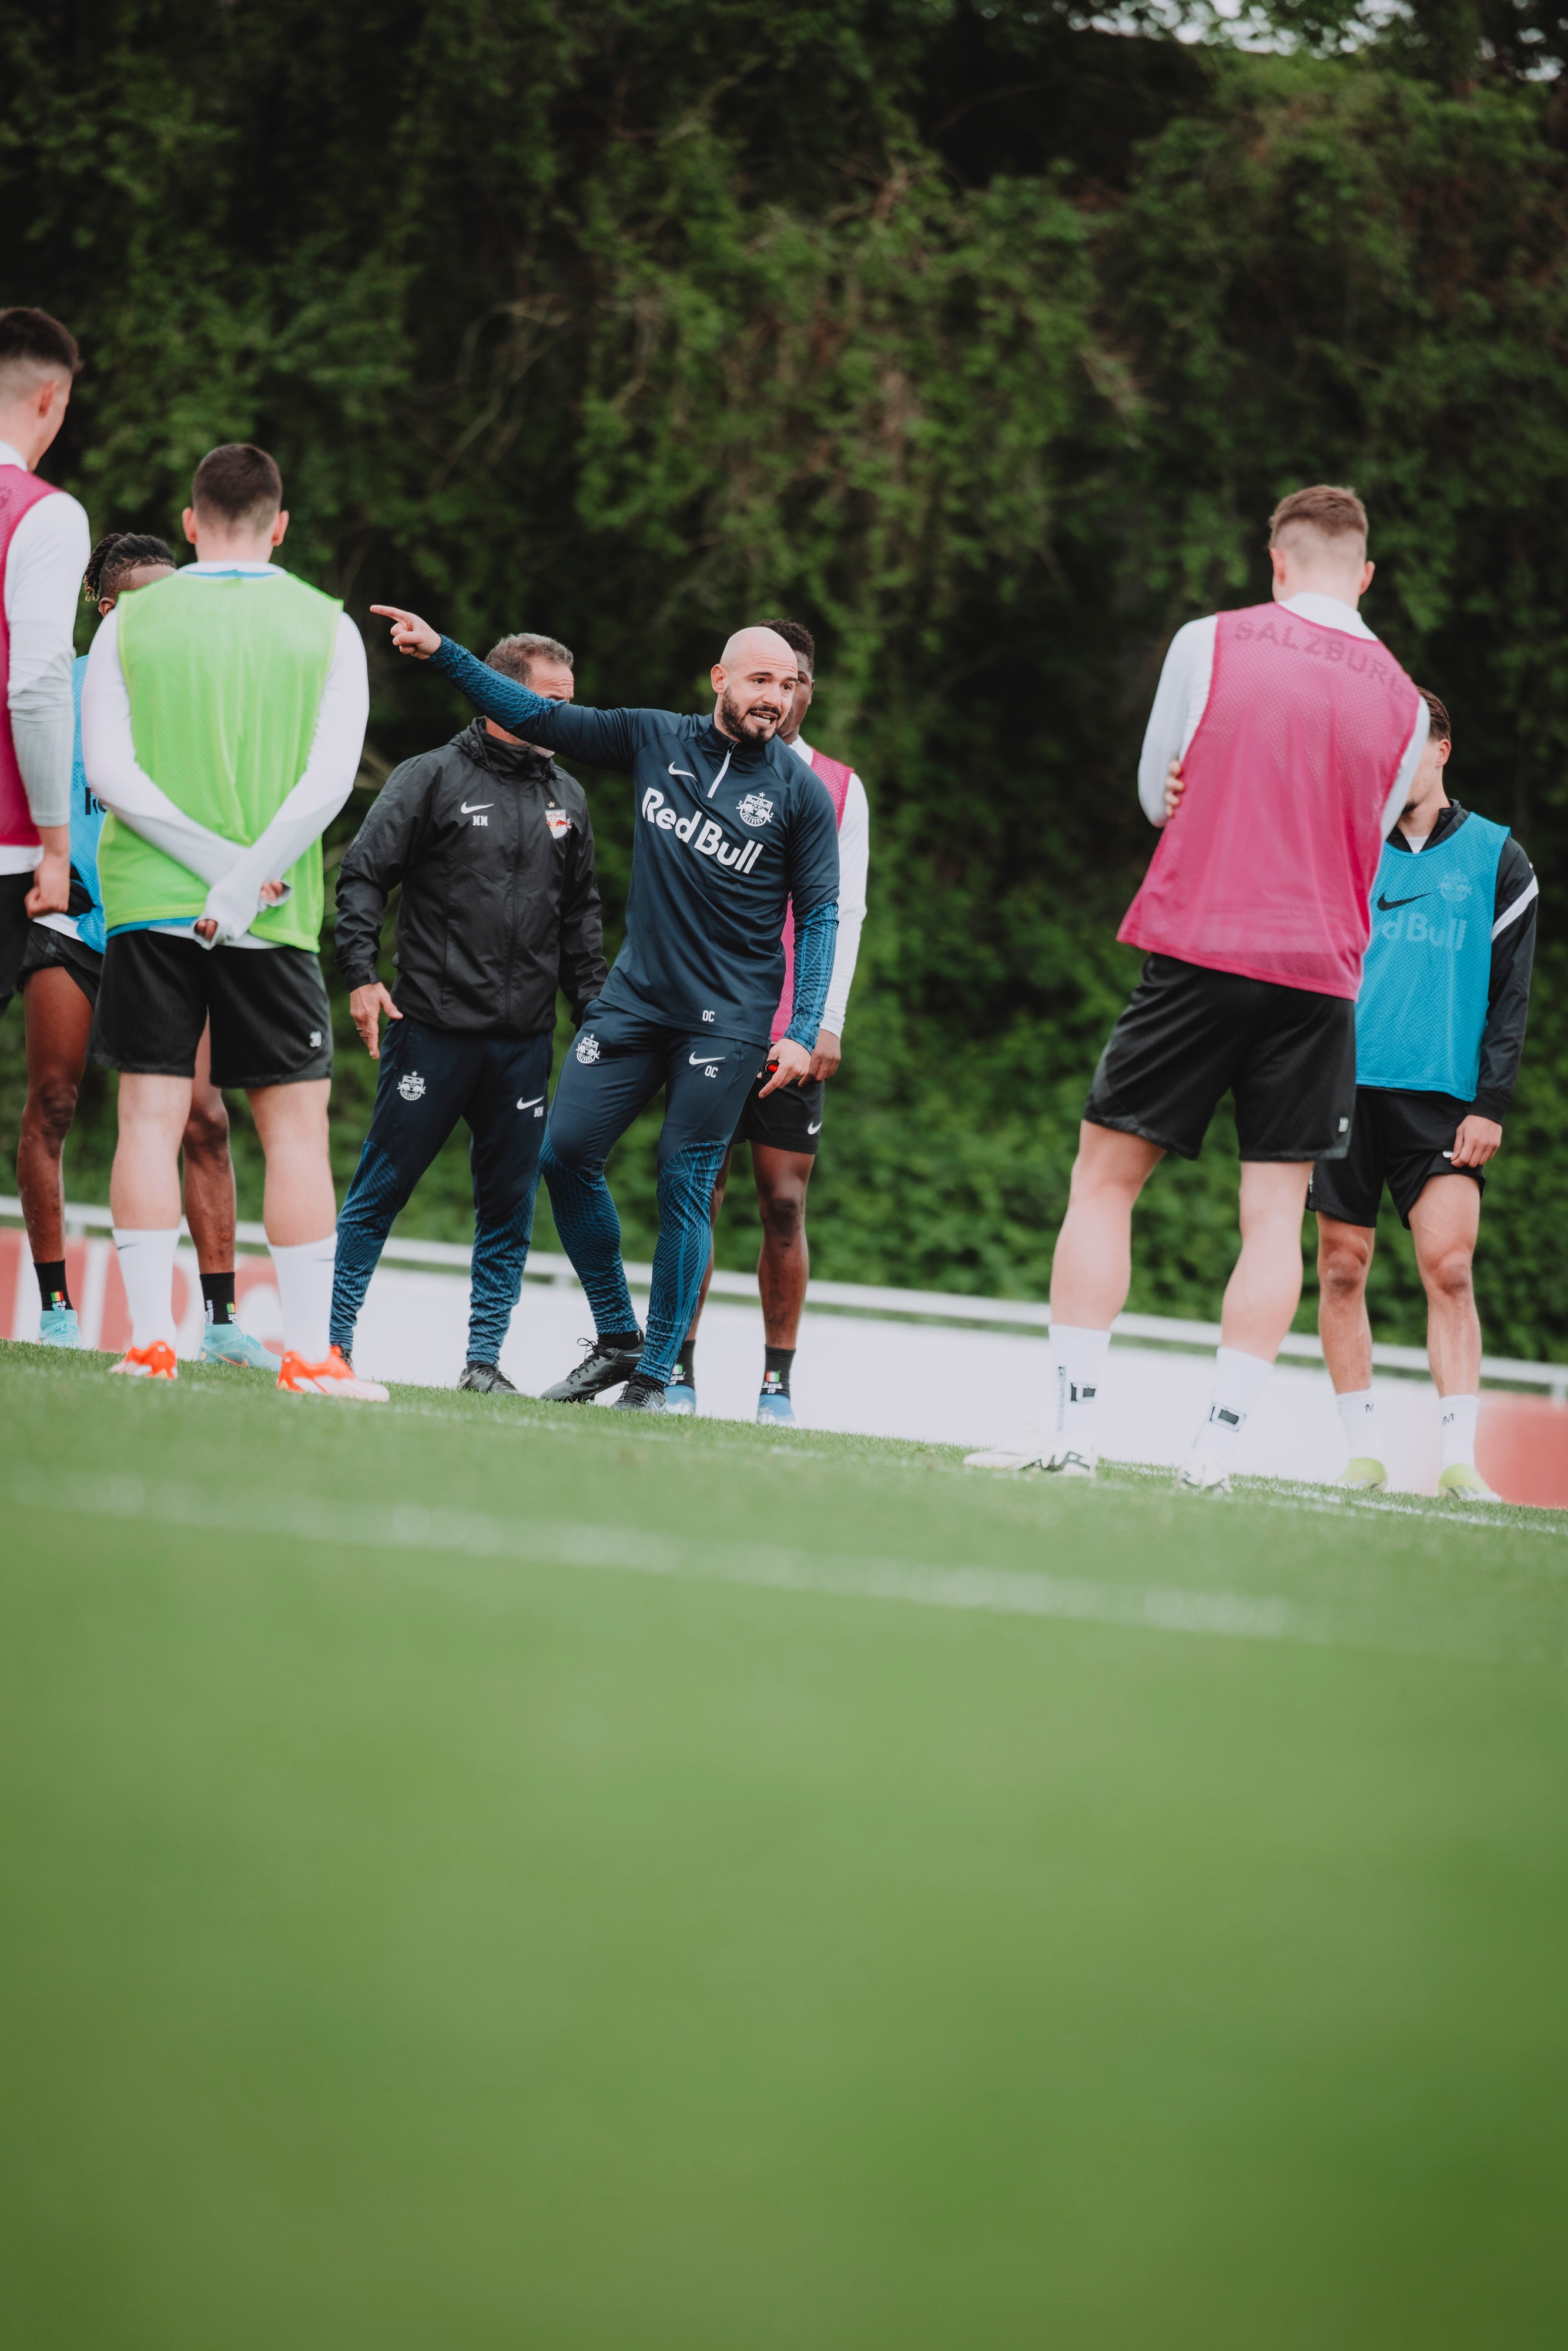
[371,605,638,769]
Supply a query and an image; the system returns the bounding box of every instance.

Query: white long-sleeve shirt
[792,735,869,1036]
[81,561,368,946]
[1,440,91,867]
[1137,592,1429,837]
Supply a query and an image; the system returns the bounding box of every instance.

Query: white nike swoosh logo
[517,1096,544,1109]
[807,1121,822,1134]
[689,1053,725,1065]
[668,763,696,780]
[460,801,493,815]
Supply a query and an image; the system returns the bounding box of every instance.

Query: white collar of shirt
[790,734,816,765]
[0,440,29,470]
[180,560,284,577]
[1279,591,1376,641]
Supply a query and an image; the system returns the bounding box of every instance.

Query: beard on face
[719,685,782,740]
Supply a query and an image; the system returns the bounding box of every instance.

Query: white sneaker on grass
[964,1439,1098,1479]
[1175,1451,1231,1496]
[1436,1463,1502,1504]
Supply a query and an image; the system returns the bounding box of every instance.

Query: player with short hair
[331,630,607,1390]
[668,615,870,1424]
[0,307,90,1009]
[1311,690,1537,1502]
[967,484,1429,1492]
[82,441,383,1396]
[18,530,275,1368]
[371,601,840,1412]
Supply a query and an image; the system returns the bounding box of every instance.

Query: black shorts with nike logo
[1084,953,1358,1163]
[731,1064,826,1157]
[1308,1086,1484,1229]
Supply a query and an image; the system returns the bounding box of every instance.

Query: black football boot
[541,1332,646,1404]
[458,1361,519,1395]
[612,1373,666,1413]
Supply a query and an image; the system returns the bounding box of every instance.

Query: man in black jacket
[330,632,607,1390]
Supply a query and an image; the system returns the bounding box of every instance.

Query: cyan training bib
[1354,811,1507,1099]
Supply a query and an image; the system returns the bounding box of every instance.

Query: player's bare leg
[968,1124,1162,1476]
[671,1144,816,1420]
[17,966,95,1343]
[180,1020,278,1369]
[1222,1162,1313,1358]
[108,1073,195,1376]
[1409,1174,1493,1499]
[1051,1124,1165,1326]
[752,1143,815,1422]
[247,1079,384,1401]
[1316,1215,1375,1392]
[1176,1160,1313,1495]
[1409,1175,1482,1394]
[1315,1214,1385,1489]
[182,1022,236,1270]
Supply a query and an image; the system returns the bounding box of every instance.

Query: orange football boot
[110,1340,178,1379]
[276,1344,389,1402]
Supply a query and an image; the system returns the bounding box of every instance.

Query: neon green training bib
[100,568,341,949]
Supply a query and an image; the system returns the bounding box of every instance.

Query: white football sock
[1050,1324,1111,1448]
[1336,1388,1377,1455]
[270,1233,337,1362]
[1194,1346,1273,1466]
[1440,1393,1479,1470]
[113,1227,180,1352]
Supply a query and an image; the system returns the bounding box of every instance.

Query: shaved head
[710,626,800,746]
[719,625,796,671]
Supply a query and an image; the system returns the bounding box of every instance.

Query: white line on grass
[11,1469,1298,1646]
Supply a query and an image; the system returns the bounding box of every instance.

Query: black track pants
[331,1016,551,1364]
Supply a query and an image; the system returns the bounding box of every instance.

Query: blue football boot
[38,1303,83,1348]
[200,1319,282,1372]
[756,1385,798,1427]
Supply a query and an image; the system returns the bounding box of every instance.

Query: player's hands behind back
[759,1037,812,1097]
[1164,758,1184,820]
[195,878,287,945]
[370,605,441,660]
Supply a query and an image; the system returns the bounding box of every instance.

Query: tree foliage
[3,0,1567,1352]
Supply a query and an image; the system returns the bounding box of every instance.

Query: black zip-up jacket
[1382,800,1538,1120]
[336,719,607,1034]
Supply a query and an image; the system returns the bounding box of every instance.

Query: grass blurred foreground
[3,1343,1566,2347]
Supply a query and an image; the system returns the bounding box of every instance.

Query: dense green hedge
[4,0,1567,1353]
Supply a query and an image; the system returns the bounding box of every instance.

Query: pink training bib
[0,469,63,850]
[1118,604,1421,1000]
[772,748,853,1041]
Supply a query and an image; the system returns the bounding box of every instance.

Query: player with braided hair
[16,531,274,1366]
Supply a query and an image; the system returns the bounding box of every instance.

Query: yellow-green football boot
[1437,1463,1502,1504]
[1333,1456,1387,1492]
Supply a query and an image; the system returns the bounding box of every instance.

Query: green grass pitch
[3,1341,1566,2348]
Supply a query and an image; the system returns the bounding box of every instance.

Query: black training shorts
[91,929,333,1090]
[731,1063,825,1157]
[1084,953,1358,1163]
[1309,1086,1483,1230]
[20,921,101,1006]
[0,869,31,1019]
